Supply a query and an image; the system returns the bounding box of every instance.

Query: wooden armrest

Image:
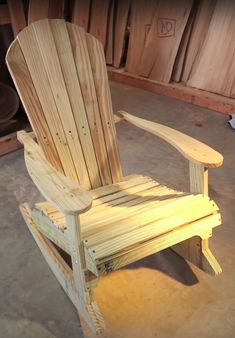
[17,130,92,215]
[116,111,223,168]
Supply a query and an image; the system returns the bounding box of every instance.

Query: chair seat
[34,174,220,272]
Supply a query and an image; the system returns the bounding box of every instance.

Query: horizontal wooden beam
[108,67,235,115]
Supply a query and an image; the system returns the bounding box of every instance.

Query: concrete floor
[0,81,235,338]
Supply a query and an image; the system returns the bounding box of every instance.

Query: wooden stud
[66,213,104,332]
[189,162,208,195]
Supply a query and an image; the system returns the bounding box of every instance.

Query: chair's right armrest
[17,130,92,215]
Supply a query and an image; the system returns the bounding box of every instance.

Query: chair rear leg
[172,235,222,276]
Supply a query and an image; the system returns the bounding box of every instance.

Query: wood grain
[105,0,114,64]
[7,19,123,186]
[28,0,64,24]
[89,0,110,47]
[126,0,157,74]
[139,0,193,83]
[118,111,223,168]
[188,0,235,98]
[182,0,216,82]
[7,0,26,36]
[113,0,131,68]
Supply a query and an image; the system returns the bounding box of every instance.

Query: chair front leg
[189,162,208,195]
[65,214,105,333]
[172,161,221,276]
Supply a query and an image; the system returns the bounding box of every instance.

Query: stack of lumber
[186,0,235,98]
[1,0,235,111]
[125,0,235,98]
[126,0,194,83]
[72,0,131,68]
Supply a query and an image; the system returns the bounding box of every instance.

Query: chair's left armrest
[17,130,92,215]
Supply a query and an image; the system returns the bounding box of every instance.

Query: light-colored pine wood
[189,162,208,195]
[7,0,26,36]
[66,213,87,298]
[66,213,105,332]
[172,236,222,276]
[8,19,224,336]
[113,0,131,68]
[86,32,123,182]
[6,42,62,172]
[96,213,221,274]
[139,0,193,83]
[33,208,69,253]
[18,131,92,215]
[72,0,90,31]
[126,0,157,74]
[181,0,216,82]
[187,0,235,98]
[50,19,101,188]
[108,67,235,115]
[20,203,102,333]
[88,198,218,261]
[16,24,80,181]
[67,22,113,185]
[117,111,223,168]
[172,7,196,82]
[33,19,93,186]
[7,19,123,187]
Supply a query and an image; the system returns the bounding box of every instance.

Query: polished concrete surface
[0,82,234,338]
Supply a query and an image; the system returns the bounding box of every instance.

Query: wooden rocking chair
[6,19,223,334]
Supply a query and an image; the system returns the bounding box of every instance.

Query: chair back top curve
[6,19,123,189]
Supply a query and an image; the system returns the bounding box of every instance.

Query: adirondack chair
[6,19,223,334]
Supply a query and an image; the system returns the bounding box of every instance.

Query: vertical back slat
[6,41,63,172]
[17,24,79,182]
[67,23,113,186]
[86,33,123,182]
[50,19,101,188]
[31,19,92,188]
